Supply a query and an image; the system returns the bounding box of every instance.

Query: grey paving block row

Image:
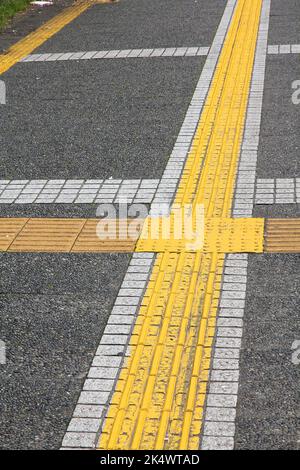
[60,252,155,449]
[21,46,210,63]
[232,0,270,219]
[151,0,237,216]
[3,176,297,207]
[267,44,300,55]
[0,178,160,204]
[254,178,300,204]
[201,252,250,451]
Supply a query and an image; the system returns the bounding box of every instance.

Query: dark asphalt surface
[235,254,300,450]
[254,204,300,219]
[258,55,300,179]
[269,0,300,44]
[0,0,227,182]
[0,204,151,219]
[35,0,225,53]
[1,57,204,180]
[0,253,130,449]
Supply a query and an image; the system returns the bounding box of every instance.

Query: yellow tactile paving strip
[0,0,112,75]
[99,0,264,450]
[0,217,266,253]
[136,217,264,253]
[265,219,300,253]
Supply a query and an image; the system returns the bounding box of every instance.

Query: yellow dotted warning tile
[136,217,264,253]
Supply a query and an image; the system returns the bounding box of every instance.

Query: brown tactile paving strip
[264,219,300,253]
[0,218,28,251]
[72,219,142,252]
[0,218,140,253]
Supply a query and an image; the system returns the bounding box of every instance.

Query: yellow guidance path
[99,0,263,450]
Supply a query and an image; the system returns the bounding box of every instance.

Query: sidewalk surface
[0,0,299,450]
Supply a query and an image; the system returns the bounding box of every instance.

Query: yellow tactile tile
[99,0,264,450]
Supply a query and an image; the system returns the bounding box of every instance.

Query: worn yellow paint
[0,1,112,75]
[99,0,264,450]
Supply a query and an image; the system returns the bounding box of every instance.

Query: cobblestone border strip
[232,0,270,218]
[3,176,296,206]
[61,252,155,449]
[151,0,238,215]
[21,46,210,63]
[268,44,300,54]
[201,0,271,450]
[255,178,300,204]
[0,179,159,204]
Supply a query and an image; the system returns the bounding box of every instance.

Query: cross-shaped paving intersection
[0,0,299,451]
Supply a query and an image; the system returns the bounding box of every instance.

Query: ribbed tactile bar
[264,219,300,253]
